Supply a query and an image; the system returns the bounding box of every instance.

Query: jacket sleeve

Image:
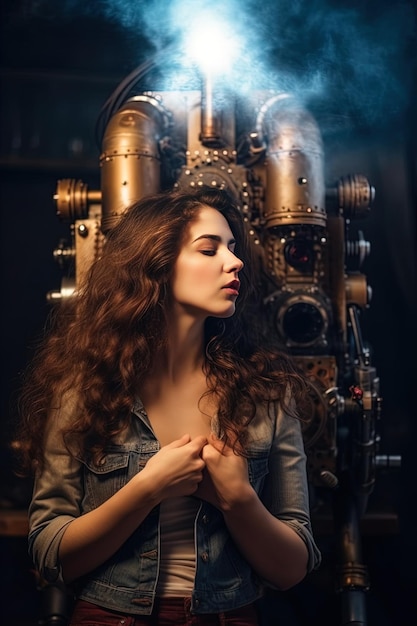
[261,400,322,573]
[28,397,84,584]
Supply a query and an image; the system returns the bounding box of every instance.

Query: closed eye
[200,250,216,256]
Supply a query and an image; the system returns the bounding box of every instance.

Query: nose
[225,249,244,273]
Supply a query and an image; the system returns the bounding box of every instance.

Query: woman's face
[171,205,244,320]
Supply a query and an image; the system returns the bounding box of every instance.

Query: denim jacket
[28,395,321,615]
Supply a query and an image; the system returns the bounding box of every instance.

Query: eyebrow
[192,234,236,245]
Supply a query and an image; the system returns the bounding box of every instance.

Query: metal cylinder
[257,93,326,229]
[100,95,169,232]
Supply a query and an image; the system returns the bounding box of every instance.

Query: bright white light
[183,13,242,76]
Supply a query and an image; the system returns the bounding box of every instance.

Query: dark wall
[1,1,416,625]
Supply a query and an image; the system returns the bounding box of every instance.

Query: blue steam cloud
[8,0,417,131]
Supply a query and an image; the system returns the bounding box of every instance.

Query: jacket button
[201,551,209,562]
[202,515,209,524]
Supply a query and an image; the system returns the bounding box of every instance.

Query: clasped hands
[144,432,251,511]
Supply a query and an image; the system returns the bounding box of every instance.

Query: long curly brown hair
[15,186,312,473]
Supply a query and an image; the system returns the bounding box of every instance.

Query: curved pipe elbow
[256,93,326,229]
[100,95,169,232]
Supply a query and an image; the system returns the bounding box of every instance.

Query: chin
[214,307,236,319]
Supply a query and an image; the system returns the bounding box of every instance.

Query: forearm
[58,434,207,583]
[59,470,159,583]
[222,485,309,590]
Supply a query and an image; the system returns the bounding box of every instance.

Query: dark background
[0,1,416,625]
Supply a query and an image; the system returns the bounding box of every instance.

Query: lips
[223,280,240,292]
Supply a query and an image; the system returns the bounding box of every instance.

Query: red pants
[69,598,259,625]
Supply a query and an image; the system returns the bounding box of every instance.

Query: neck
[153,314,206,383]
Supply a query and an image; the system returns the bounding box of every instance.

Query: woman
[16,186,321,625]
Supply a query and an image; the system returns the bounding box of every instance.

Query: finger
[188,435,208,452]
[208,431,228,453]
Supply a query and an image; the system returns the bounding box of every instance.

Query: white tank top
[156,496,200,596]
